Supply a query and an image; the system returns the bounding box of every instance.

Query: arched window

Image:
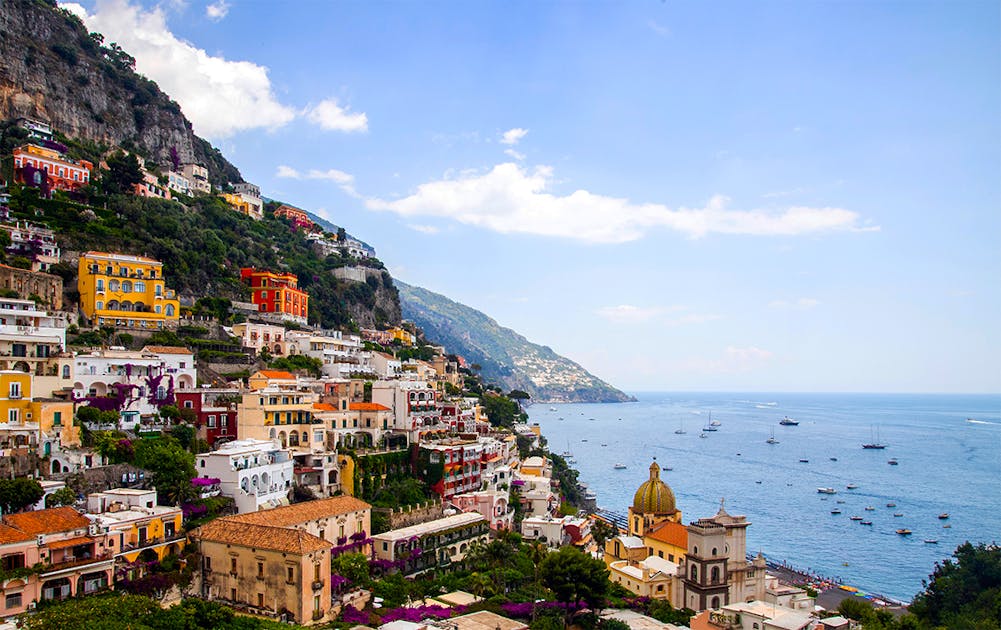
[96,301,104,311]
[135,281,145,293]
[62,365,70,378]
[691,565,698,581]
[122,280,132,292]
[302,431,308,443]
[109,279,120,292]
[712,547,718,556]
[711,596,720,609]
[165,305,175,317]
[711,566,720,583]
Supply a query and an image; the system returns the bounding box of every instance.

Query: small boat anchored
[817,487,837,494]
[831,509,842,515]
[888,458,899,465]
[779,416,799,426]
[864,506,875,511]
[850,515,863,521]
[613,463,627,470]
[860,520,873,526]
[938,513,950,520]
[846,484,859,490]
[924,539,939,544]
[896,529,912,536]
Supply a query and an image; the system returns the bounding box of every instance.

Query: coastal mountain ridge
[397,281,634,403]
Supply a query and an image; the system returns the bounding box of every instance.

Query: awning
[46,536,94,550]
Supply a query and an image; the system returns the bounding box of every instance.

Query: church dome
[632,459,677,514]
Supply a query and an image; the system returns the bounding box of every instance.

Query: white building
[284,330,368,378]
[195,439,294,513]
[85,487,184,555]
[230,321,286,355]
[0,221,60,271]
[166,171,191,196]
[0,297,73,397]
[371,380,441,444]
[232,182,263,220]
[72,346,196,428]
[370,352,402,379]
[180,163,210,194]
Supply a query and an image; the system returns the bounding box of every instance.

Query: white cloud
[367,162,877,243]
[205,0,229,21]
[306,98,368,133]
[769,298,821,310]
[276,164,358,197]
[648,20,671,37]
[504,148,525,161]
[762,187,807,199]
[67,0,295,138]
[596,305,668,323]
[500,128,528,145]
[408,224,440,235]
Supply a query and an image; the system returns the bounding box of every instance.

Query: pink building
[0,507,118,619]
[451,491,514,531]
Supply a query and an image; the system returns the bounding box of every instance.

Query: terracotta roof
[647,519,688,549]
[349,402,390,411]
[193,520,329,555]
[312,403,337,411]
[143,346,193,355]
[225,496,371,528]
[256,370,296,380]
[0,523,33,545]
[3,507,90,535]
[45,535,94,550]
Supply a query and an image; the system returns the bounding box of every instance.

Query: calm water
[528,392,1001,603]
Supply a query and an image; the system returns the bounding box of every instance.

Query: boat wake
[966,418,996,425]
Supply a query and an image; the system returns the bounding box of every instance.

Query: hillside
[398,281,634,403]
[0,0,240,186]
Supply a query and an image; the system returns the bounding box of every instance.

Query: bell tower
[683,516,729,611]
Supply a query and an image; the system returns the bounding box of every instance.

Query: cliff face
[0,0,240,184]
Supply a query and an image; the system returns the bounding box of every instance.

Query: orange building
[12,145,93,194]
[273,204,314,231]
[240,268,309,325]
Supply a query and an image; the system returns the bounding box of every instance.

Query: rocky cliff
[0,0,240,184]
[398,281,634,403]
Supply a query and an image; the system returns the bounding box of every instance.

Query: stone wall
[0,263,62,308]
[373,499,445,531]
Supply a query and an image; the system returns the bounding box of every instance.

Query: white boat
[613,463,627,470]
[779,416,799,426]
[699,432,708,438]
[817,487,837,494]
[924,539,939,544]
[888,458,899,465]
[864,506,875,511]
[675,418,686,435]
[766,428,779,444]
[846,484,859,490]
[709,412,721,427]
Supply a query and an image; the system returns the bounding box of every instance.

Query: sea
[527,392,1001,603]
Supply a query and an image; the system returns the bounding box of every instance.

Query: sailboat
[862,426,887,449]
[703,412,719,432]
[674,418,686,435]
[766,428,779,444]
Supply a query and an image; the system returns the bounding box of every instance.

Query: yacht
[888,458,899,465]
[779,416,799,426]
[613,463,627,470]
[850,515,863,521]
[767,428,779,444]
[863,426,887,449]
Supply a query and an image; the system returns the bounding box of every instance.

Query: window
[5,592,22,609]
[230,558,237,574]
[53,411,62,426]
[8,409,18,423]
[184,401,193,408]
[96,279,104,291]
[204,556,212,571]
[9,382,21,398]
[135,281,145,293]
[257,562,264,578]
[257,593,264,607]
[207,415,216,428]
[287,566,294,583]
[221,415,228,427]
[62,365,70,378]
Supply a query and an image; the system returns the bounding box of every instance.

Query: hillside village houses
[0,117,831,627]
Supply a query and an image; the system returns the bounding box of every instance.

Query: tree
[133,437,196,506]
[103,151,143,195]
[539,546,610,627]
[331,552,370,586]
[0,478,44,514]
[591,518,617,556]
[45,487,77,508]
[909,542,1001,630]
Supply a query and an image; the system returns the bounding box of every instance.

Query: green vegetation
[0,478,44,514]
[3,187,399,330]
[268,354,323,377]
[19,593,303,630]
[133,436,197,506]
[539,546,610,625]
[480,391,528,428]
[44,487,77,508]
[909,542,1000,630]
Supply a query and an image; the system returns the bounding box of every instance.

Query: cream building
[195,439,294,513]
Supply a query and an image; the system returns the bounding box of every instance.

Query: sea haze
[529,392,1001,603]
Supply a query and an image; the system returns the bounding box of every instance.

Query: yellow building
[604,459,688,602]
[388,326,417,346]
[86,488,184,563]
[0,371,78,454]
[77,252,180,329]
[220,192,251,216]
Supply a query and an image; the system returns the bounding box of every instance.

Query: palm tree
[528,540,548,622]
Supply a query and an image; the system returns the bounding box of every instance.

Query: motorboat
[766,436,779,444]
[938,513,950,520]
[799,459,810,463]
[924,539,939,544]
[894,513,904,517]
[830,509,842,515]
[886,502,897,508]
[830,457,838,461]
[896,529,912,536]
[613,463,627,470]
[850,515,863,521]
[846,484,859,490]
[817,487,837,494]
[888,458,899,465]
[779,416,799,426]
[864,506,875,511]
[836,500,845,504]
[549,407,557,411]
[860,520,873,526]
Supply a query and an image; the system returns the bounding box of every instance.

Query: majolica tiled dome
[632,459,676,514]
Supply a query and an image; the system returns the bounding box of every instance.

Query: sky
[62,0,1001,394]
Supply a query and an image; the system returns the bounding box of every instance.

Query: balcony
[312,580,324,591]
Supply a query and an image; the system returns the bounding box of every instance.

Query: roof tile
[225,496,371,528]
[193,520,330,555]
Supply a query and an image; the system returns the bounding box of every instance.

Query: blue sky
[64,0,1000,393]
